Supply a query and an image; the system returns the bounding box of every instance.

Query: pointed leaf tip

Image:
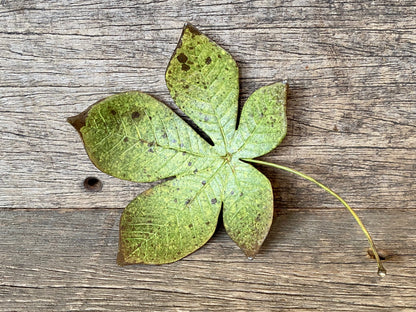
[183,23,201,36]
[116,250,127,266]
[67,111,87,134]
[68,95,114,134]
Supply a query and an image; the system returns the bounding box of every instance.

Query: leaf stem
[243,158,386,277]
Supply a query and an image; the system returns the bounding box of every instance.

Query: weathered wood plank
[1,208,415,311]
[0,0,415,209]
[0,0,415,311]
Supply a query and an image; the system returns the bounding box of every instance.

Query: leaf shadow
[259,208,302,256]
[249,84,306,255]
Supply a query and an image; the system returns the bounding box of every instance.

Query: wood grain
[1,208,415,312]
[1,0,415,310]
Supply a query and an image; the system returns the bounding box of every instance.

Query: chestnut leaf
[69,24,286,264]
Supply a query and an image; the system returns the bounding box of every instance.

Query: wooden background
[1,0,415,311]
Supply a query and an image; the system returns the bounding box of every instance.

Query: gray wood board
[1,208,415,311]
[1,0,415,209]
[1,0,415,311]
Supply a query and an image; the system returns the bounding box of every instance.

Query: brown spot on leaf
[188,224,193,228]
[131,111,140,119]
[188,162,192,166]
[205,56,212,65]
[193,169,198,174]
[211,198,217,204]
[177,52,188,63]
[148,148,154,153]
[182,63,190,71]
[187,24,201,36]
[110,110,116,115]
[123,137,129,142]
[185,199,191,205]
[205,221,210,226]
[202,180,206,185]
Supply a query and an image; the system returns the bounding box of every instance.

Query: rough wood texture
[0,0,415,311]
[1,209,415,311]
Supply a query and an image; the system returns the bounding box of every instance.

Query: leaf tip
[183,22,201,36]
[230,235,262,259]
[116,250,127,266]
[117,241,139,266]
[67,107,91,134]
[242,246,261,259]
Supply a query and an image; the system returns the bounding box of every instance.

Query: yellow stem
[243,158,386,277]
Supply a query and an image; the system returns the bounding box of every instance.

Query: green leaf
[230,83,287,158]
[68,91,217,183]
[222,161,274,257]
[68,24,287,264]
[118,163,224,264]
[166,25,239,154]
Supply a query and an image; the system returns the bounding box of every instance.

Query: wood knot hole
[367,248,390,261]
[84,177,103,192]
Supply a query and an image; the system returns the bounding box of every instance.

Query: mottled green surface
[69,24,287,264]
[73,92,217,183]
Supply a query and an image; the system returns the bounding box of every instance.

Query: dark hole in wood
[83,177,103,192]
[367,248,389,260]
